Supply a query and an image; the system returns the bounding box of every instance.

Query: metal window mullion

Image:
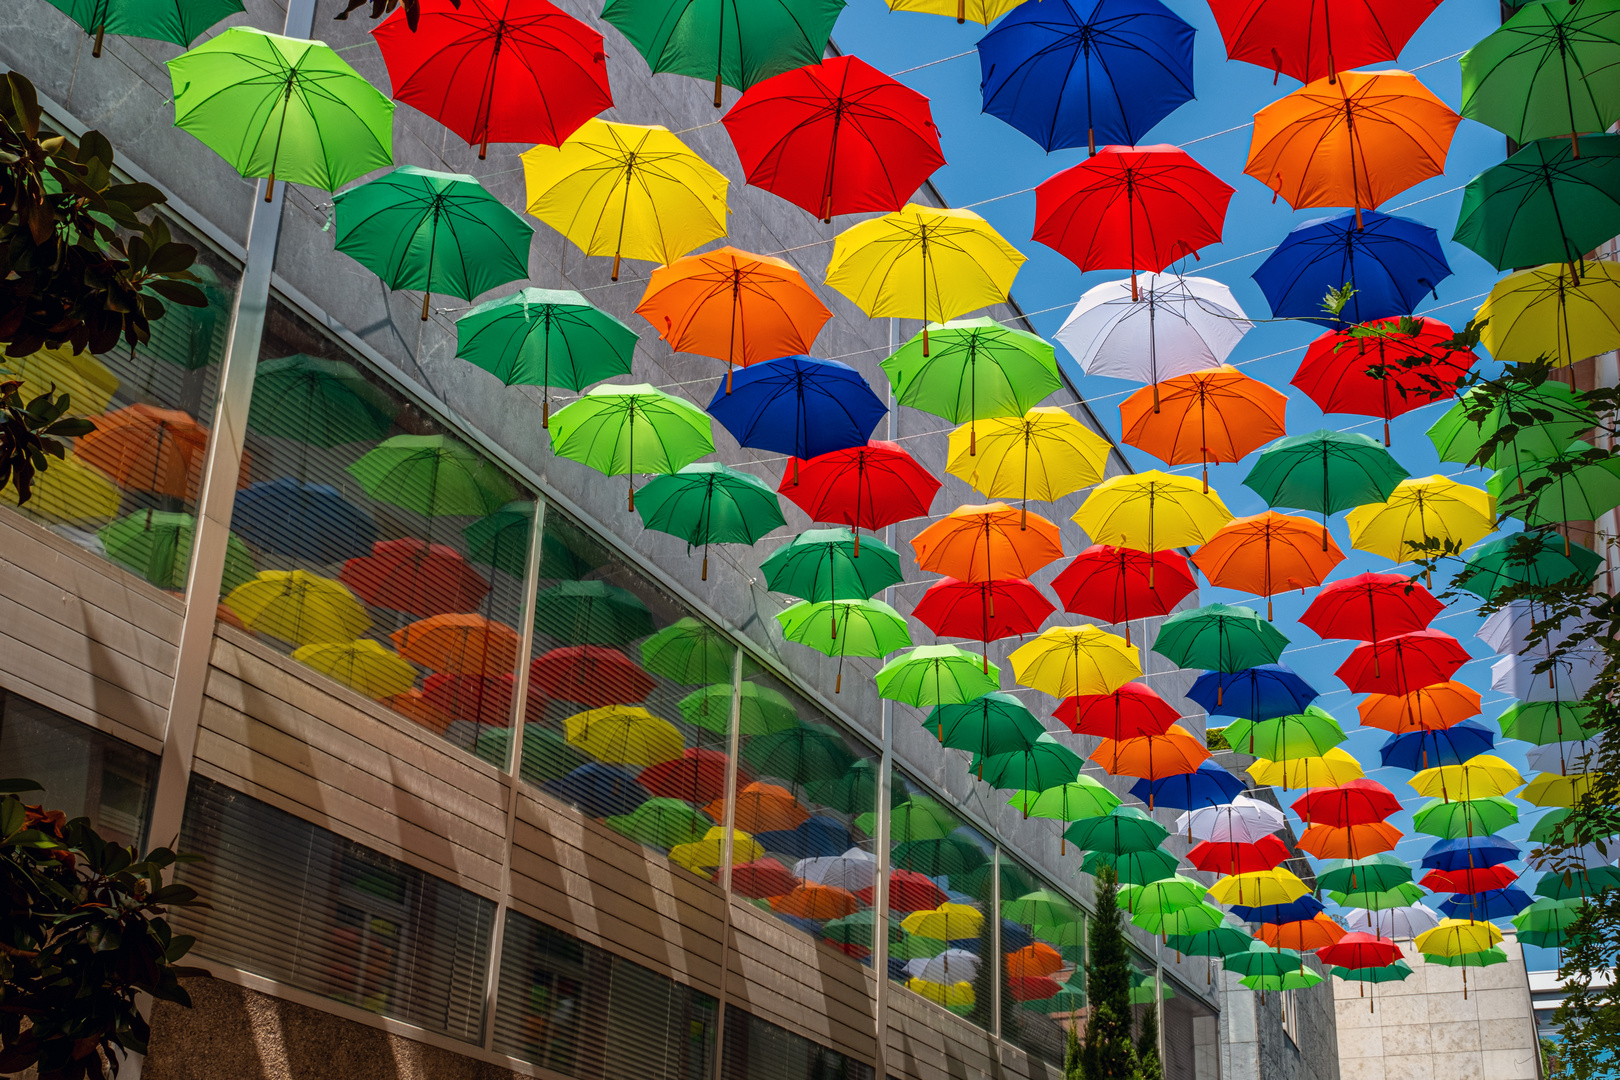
[871,313,899,1080]
[710,643,745,1080]
[990,846,1002,1041]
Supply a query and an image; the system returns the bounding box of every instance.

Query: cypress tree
[1135,1001,1163,1080]
[1081,865,1138,1080]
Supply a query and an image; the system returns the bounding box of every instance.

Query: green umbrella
[977,734,1085,794]
[641,616,735,684]
[822,908,904,949]
[1530,805,1620,844]
[456,288,638,427]
[533,580,655,646]
[1082,848,1180,886]
[1223,706,1346,762]
[1002,889,1081,927]
[1317,853,1413,894]
[880,318,1061,453]
[1137,901,1224,939]
[46,0,243,56]
[1153,603,1289,674]
[473,724,587,784]
[1333,960,1412,984]
[168,28,394,200]
[1241,968,1322,992]
[1513,897,1584,948]
[1031,916,1088,955]
[549,384,715,512]
[99,510,255,593]
[777,598,912,691]
[927,691,1047,761]
[1242,430,1408,549]
[1460,0,1620,148]
[1119,874,1207,914]
[1535,865,1620,901]
[875,644,1000,708]
[1224,942,1302,980]
[1064,806,1170,855]
[891,835,989,878]
[247,354,397,448]
[760,526,903,602]
[1007,776,1120,826]
[953,860,1033,901]
[1168,922,1254,983]
[1413,795,1520,839]
[1488,440,1620,529]
[891,930,951,961]
[1424,946,1509,969]
[463,502,599,581]
[867,797,960,842]
[677,682,796,736]
[1455,532,1603,602]
[1501,701,1601,746]
[1428,379,1597,469]
[741,721,856,784]
[637,463,786,580]
[805,758,888,815]
[605,797,714,848]
[1455,136,1620,272]
[601,0,844,107]
[1326,882,1426,910]
[348,434,516,518]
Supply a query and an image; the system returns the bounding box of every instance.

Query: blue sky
[831,0,1568,961]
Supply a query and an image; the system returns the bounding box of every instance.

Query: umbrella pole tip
[479,138,488,160]
[92,24,104,56]
[702,556,708,581]
[421,292,431,321]
[265,173,275,202]
[612,253,621,281]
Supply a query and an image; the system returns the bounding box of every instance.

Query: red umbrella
[1187,835,1291,875]
[1292,318,1476,446]
[1316,932,1402,970]
[1291,779,1401,827]
[1300,572,1442,643]
[911,577,1056,670]
[638,748,747,803]
[1055,684,1179,740]
[730,858,800,899]
[1208,0,1441,85]
[1050,545,1197,645]
[858,869,949,912]
[373,0,612,157]
[340,538,491,617]
[1032,145,1234,299]
[722,55,946,222]
[422,672,542,726]
[529,645,655,707]
[1008,975,1064,1002]
[781,441,942,546]
[1336,630,1470,696]
[1420,866,1519,895]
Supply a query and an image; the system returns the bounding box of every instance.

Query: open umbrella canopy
[1131,760,1247,811]
[1421,865,1520,896]
[1415,919,1504,958]
[1248,747,1366,789]
[1429,379,1597,470]
[550,384,715,510]
[1244,431,1409,541]
[1499,701,1601,745]
[348,433,516,518]
[1209,868,1310,907]
[1188,834,1291,876]
[1010,624,1140,698]
[1301,572,1442,643]
[782,441,940,536]
[1293,779,1401,827]
[1345,904,1440,940]
[1456,532,1602,602]
[1190,665,1318,722]
[1228,896,1324,925]
[761,527,903,601]
[1318,854,1413,894]
[1490,440,1620,529]
[1476,261,1620,367]
[1051,546,1197,643]
[1154,603,1289,674]
[976,0,1195,154]
[46,0,243,53]
[1297,821,1403,859]
[1073,471,1234,556]
[1137,902,1226,939]
[947,407,1111,511]
[913,503,1065,582]
[1455,135,1620,272]
[226,570,371,647]
[101,510,255,593]
[776,598,912,659]
[1257,916,1347,953]
[637,463,785,578]
[883,318,1061,443]
[1359,682,1482,735]
[1336,630,1471,697]
[876,645,1001,707]
[1055,272,1252,388]
[1083,847,1182,886]
[1422,833,1519,872]
[1253,210,1452,328]
[928,691,1047,757]
[1535,866,1620,901]
[1380,720,1497,771]
[1056,683,1179,740]
[1326,881,1427,911]
[1520,771,1600,808]
[1292,319,1475,447]
[1167,923,1253,959]
[709,354,887,465]
[1207,0,1440,84]
[1224,706,1346,763]
[1461,0,1620,147]
[339,537,490,617]
[1065,805,1169,854]
[1412,795,1519,839]
[1346,476,1496,569]
[912,578,1056,652]
[1514,898,1585,949]
[978,733,1087,792]
[1090,722,1210,780]
[1121,366,1287,491]
[1191,511,1344,619]
[1179,796,1285,843]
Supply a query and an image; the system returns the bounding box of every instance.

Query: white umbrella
[1491,650,1601,702]
[1476,601,1575,656]
[1345,902,1441,939]
[1528,844,1611,870]
[795,847,878,893]
[905,948,981,984]
[1054,273,1252,406]
[1178,796,1285,844]
[1525,737,1605,776]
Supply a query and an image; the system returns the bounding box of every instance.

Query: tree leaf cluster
[0,378,95,505]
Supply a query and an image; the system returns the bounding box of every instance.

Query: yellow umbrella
[563,704,685,766]
[1072,470,1233,581]
[887,0,1019,25]
[1346,476,1496,582]
[825,205,1025,354]
[0,450,121,522]
[902,902,985,940]
[291,639,418,699]
[521,119,729,280]
[1415,918,1503,954]
[670,827,763,873]
[946,407,1110,518]
[906,978,976,1007]
[1208,868,1310,906]
[3,343,119,413]
[1477,262,1620,368]
[1009,624,1140,698]
[1247,747,1365,789]
[1520,771,1595,808]
[1409,754,1524,803]
[224,570,372,646]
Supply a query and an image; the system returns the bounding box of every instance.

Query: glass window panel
[1162,976,1220,1080]
[175,776,492,1042]
[231,297,534,767]
[492,907,718,1080]
[0,689,157,847]
[4,214,238,589]
[722,1007,874,1080]
[1000,853,1082,1067]
[1130,950,1159,1043]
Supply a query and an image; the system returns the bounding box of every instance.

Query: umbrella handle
[93,24,104,56]
[421,291,431,322]
[265,172,275,203]
[714,71,724,108]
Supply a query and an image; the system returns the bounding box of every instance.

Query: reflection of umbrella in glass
[77,404,209,500]
[678,681,797,736]
[423,673,524,726]
[340,538,490,618]
[606,798,715,849]
[719,780,810,833]
[727,859,800,899]
[543,763,650,818]
[1,450,119,523]
[639,748,736,804]
[669,827,764,873]
[100,510,255,592]
[743,722,856,785]
[465,501,591,580]
[901,903,984,941]
[247,354,397,448]
[3,344,119,413]
[892,838,989,880]
[564,704,685,766]
[638,463,785,579]
[225,570,371,646]
[531,645,655,708]
[233,479,378,565]
[770,882,861,920]
[878,799,961,844]
[533,580,655,646]
[393,612,521,674]
[477,724,587,784]
[289,639,417,699]
[349,434,516,518]
[755,814,852,860]
[641,617,735,684]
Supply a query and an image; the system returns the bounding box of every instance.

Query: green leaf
[0,778,43,793]
[146,279,207,307]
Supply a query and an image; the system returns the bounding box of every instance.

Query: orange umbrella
[392,613,521,675]
[76,404,210,500]
[636,246,833,392]
[1120,367,1287,492]
[1297,821,1403,860]
[1358,682,1481,734]
[1006,942,1064,979]
[386,688,455,734]
[1246,70,1459,228]
[1089,723,1210,805]
[710,781,810,833]
[911,503,1064,607]
[1191,512,1345,620]
[1257,915,1347,952]
[770,883,862,920]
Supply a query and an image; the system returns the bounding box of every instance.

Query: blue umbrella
[756,815,853,860]
[1438,888,1533,922]
[950,921,1034,951]
[1228,895,1324,924]
[886,956,910,980]
[1189,665,1318,721]
[540,763,649,818]
[1129,760,1246,810]
[1421,835,1520,872]
[771,913,828,935]
[1379,719,1496,772]
[976,0,1195,155]
[706,356,887,475]
[232,478,378,564]
[1251,210,1452,328]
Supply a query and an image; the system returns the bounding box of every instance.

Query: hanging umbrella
[1072,471,1233,570]
[606,798,716,849]
[168,28,394,200]
[1208,869,1309,907]
[722,56,945,221]
[290,639,417,699]
[1154,603,1289,677]
[1050,546,1197,646]
[339,538,490,617]
[781,441,941,542]
[679,681,797,736]
[1033,145,1234,296]
[1131,761,1246,812]
[247,354,397,448]
[1192,512,1344,620]
[1535,866,1620,901]
[1520,771,1599,808]
[1294,318,1475,448]
[1337,629,1469,697]
[1461,0,1620,148]
[1136,901,1225,939]
[977,0,1196,154]
[1228,897,1324,926]
[1,451,120,524]
[1455,135,1620,273]
[1429,380,1597,470]
[979,733,1087,793]
[1243,431,1408,546]
[1476,261,1620,367]
[1189,665,1317,722]
[549,383,715,511]
[1498,700,1600,746]
[760,527,903,601]
[1359,682,1481,734]
[875,645,1001,707]
[1089,724,1210,796]
[640,748,737,803]
[1064,805,1169,853]
[886,0,1018,26]
[1009,776,1120,825]
[1524,739,1604,777]
[946,407,1110,520]
[1258,916,1347,953]
[76,404,209,500]
[373,0,610,157]
[776,597,912,691]
[1298,820,1402,859]
[232,479,378,565]
[456,289,637,427]
[636,462,785,580]
[1179,796,1285,843]
[1248,748,1364,789]
[602,0,843,106]
[1381,720,1497,771]
[1456,532,1602,602]
[825,206,1026,354]
[1346,476,1496,577]
[1422,835,1519,874]
[708,355,887,478]
[1421,866,1521,897]
[1490,439,1620,532]
[884,319,1061,452]
[1318,854,1412,895]
[564,704,685,766]
[1224,706,1346,764]
[45,0,243,55]
[1167,922,1254,984]
[100,510,255,593]
[532,581,654,646]
[1188,835,1291,876]
[1120,367,1287,492]
[1009,624,1140,699]
[1253,210,1451,328]
[224,570,371,647]
[530,645,655,708]
[393,612,521,674]
[1301,572,1442,644]
[912,578,1055,671]
[928,691,1047,758]
[1055,682,1178,740]
[1409,755,1525,805]
[521,119,729,279]
[1207,0,1439,84]
[1415,920,1503,967]
[1083,848,1180,886]
[1513,898,1585,950]
[1293,779,1400,828]
[348,433,516,518]
[912,503,1065,582]
[1344,904,1439,940]
[1412,795,1519,839]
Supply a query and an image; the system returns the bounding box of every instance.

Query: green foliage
[0,71,205,357]
[1082,865,1138,1080]
[1205,727,1231,753]
[1321,282,1356,318]
[1135,1001,1160,1074]
[1064,1021,1083,1080]
[0,379,94,504]
[0,781,206,1080]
